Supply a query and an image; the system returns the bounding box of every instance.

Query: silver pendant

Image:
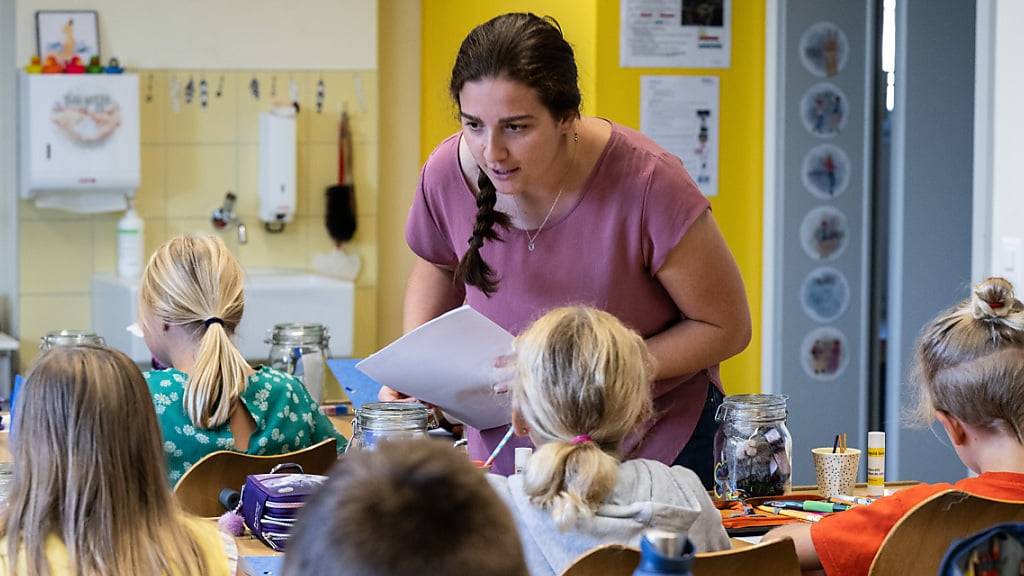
[528,242,535,252]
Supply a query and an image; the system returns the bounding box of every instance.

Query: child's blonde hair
[140,234,249,429]
[511,306,653,529]
[1,345,210,575]
[913,277,1024,441]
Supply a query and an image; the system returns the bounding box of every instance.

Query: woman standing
[387,13,750,483]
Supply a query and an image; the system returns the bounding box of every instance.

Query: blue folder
[326,358,381,410]
[239,555,283,576]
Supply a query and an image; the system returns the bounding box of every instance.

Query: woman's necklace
[515,130,579,252]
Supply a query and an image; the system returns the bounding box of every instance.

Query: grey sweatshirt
[487,459,730,576]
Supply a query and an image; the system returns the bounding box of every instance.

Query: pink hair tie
[570,434,593,445]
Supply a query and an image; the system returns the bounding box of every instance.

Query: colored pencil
[483,425,516,468]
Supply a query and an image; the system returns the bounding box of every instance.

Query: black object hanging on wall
[325,109,357,245]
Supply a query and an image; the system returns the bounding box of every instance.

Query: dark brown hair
[449,13,582,296]
[912,277,1024,440]
[283,439,528,576]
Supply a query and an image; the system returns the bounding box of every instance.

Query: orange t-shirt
[810,472,1024,576]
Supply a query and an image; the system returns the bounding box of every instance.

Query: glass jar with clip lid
[266,323,330,403]
[39,330,106,351]
[346,402,438,452]
[712,394,792,500]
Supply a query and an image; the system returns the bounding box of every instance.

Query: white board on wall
[15,0,377,69]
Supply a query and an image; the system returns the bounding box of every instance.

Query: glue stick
[867,431,885,497]
[514,447,533,475]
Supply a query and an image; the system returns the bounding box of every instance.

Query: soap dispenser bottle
[117,199,144,279]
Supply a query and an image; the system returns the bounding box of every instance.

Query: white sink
[92,269,354,363]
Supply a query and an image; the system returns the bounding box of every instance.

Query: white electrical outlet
[1001,236,1024,289]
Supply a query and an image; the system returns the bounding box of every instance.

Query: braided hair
[449,13,581,296]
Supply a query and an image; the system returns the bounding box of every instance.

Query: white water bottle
[117,200,144,279]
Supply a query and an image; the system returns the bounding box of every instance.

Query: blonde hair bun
[971,277,1021,322]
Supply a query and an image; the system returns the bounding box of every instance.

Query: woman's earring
[574,131,579,143]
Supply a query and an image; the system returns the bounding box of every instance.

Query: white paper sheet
[640,75,720,196]
[355,306,514,430]
[620,0,731,68]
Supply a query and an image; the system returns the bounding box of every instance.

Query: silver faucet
[212,191,248,244]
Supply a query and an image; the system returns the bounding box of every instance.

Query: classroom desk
[0,413,355,559]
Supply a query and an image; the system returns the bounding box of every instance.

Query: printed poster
[640,75,720,196]
[621,0,731,68]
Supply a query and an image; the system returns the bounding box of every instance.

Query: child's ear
[935,410,968,446]
[511,410,529,437]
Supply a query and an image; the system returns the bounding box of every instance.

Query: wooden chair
[869,489,1024,576]
[173,438,338,517]
[560,537,801,576]
[560,544,639,576]
[692,537,801,576]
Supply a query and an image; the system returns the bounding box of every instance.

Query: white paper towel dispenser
[19,73,139,213]
[259,106,297,231]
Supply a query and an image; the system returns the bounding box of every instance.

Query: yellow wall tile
[236,143,310,219]
[166,145,238,219]
[235,217,309,270]
[307,215,377,287]
[353,141,378,217]
[305,140,376,220]
[139,71,167,144]
[144,219,169,263]
[164,71,239,144]
[135,145,167,219]
[307,71,378,145]
[19,220,94,294]
[93,216,118,274]
[353,286,377,358]
[17,199,80,221]
[305,144,336,218]
[236,71,310,144]
[165,218,241,254]
[18,294,91,371]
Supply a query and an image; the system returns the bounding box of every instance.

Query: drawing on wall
[800,206,849,261]
[801,267,850,323]
[640,75,720,196]
[800,83,849,138]
[799,22,849,78]
[801,326,849,381]
[801,144,851,199]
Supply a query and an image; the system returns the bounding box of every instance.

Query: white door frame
[0,0,19,339]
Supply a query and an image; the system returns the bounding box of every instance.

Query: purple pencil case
[240,464,327,551]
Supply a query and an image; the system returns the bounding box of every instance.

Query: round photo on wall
[800,206,849,262]
[801,144,851,199]
[799,22,849,78]
[800,326,850,381]
[800,83,849,138]
[801,267,850,323]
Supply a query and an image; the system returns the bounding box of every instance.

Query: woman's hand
[378,385,417,402]
[491,354,515,394]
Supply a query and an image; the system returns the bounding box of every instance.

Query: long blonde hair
[511,306,653,529]
[913,277,1024,441]
[0,345,210,575]
[140,234,249,428]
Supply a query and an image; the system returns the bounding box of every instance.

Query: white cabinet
[19,73,139,199]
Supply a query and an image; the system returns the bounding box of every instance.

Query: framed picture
[36,10,100,65]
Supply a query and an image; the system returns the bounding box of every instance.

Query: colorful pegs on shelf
[41,55,63,74]
[24,55,42,74]
[105,57,124,74]
[64,56,86,74]
[86,55,104,74]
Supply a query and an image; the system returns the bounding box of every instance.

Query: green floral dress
[145,366,347,486]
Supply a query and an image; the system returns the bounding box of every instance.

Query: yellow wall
[592,3,764,394]
[18,69,380,369]
[418,1,763,393]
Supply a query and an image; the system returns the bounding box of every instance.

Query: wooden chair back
[173,438,338,517]
[869,489,1024,576]
[693,537,801,576]
[560,544,640,576]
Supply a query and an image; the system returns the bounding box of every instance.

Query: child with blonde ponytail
[487,306,728,576]
[767,277,1024,575]
[140,234,346,485]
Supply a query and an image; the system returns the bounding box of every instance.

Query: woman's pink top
[406,122,719,475]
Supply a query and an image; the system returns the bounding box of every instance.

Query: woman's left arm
[647,209,751,380]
